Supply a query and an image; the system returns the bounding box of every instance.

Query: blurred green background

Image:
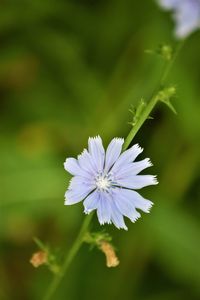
[1,0,200,299]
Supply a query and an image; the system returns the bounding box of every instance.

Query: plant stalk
[42,40,184,300]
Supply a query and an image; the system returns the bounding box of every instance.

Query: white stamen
[96,176,111,190]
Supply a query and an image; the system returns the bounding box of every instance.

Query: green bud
[145,44,173,61]
[157,86,177,114]
[158,44,173,61]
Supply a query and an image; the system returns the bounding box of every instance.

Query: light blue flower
[64,136,158,230]
[158,0,200,38]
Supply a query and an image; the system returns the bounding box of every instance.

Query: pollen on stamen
[96,176,111,190]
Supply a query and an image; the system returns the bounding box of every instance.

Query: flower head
[158,0,200,39]
[64,136,158,230]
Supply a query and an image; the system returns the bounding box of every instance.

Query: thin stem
[160,40,185,85]
[42,39,185,300]
[123,93,158,150]
[43,212,94,300]
[123,40,185,151]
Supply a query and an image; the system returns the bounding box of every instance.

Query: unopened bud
[159,44,173,61]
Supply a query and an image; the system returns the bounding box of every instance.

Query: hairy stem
[160,40,185,85]
[42,40,184,300]
[43,212,94,300]
[123,40,185,151]
[122,94,158,150]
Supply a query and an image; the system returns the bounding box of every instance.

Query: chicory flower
[158,0,200,38]
[64,136,158,230]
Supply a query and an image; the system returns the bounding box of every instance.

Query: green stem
[122,40,185,151]
[43,131,137,300]
[160,40,185,85]
[43,212,94,300]
[42,40,185,300]
[122,93,158,150]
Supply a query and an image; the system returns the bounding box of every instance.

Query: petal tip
[131,213,141,223]
[153,176,159,185]
[115,137,124,143]
[63,159,68,170]
[64,200,70,205]
[146,158,153,167]
[135,143,143,152]
[89,135,102,141]
[145,201,154,213]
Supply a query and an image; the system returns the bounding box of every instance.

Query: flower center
[96,175,111,191]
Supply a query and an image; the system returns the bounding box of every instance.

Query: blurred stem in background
[43,212,94,300]
[160,40,185,85]
[123,40,185,150]
[43,40,185,300]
